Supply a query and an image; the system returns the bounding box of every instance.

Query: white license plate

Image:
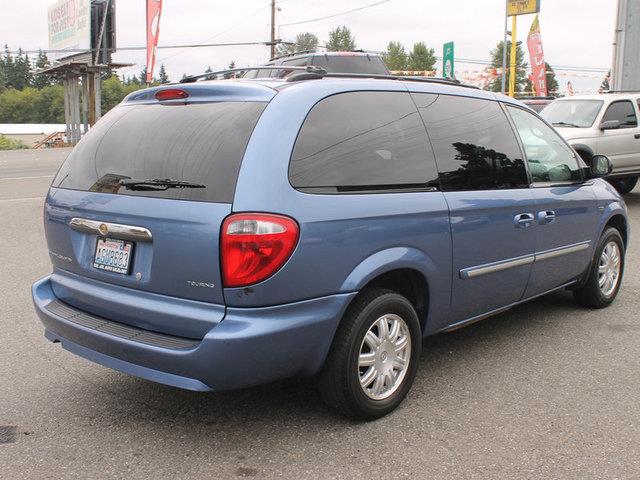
[93,237,133,274]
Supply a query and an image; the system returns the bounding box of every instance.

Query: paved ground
[0,148,639,479]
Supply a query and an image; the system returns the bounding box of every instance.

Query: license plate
[93,237,133,274]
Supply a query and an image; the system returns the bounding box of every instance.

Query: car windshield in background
[311,55,388,75]
[540,99,603,128]
[52,101,267,203]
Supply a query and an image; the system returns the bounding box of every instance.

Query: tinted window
[53,101,266,202]
[508,106,581,184]
[602,100,637,128]
[289,91,438,192]
[413,93,528,191]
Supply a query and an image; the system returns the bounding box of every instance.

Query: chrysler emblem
[98,223,109,236]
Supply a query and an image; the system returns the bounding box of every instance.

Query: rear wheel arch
[344,268,429,333]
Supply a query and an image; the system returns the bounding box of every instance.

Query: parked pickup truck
[541,93,640,194]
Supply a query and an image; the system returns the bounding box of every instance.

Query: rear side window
[289,91,439,192]
[412,93,528,191]
[53,101,267,203]
[601,100,637,128]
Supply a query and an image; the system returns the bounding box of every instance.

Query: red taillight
[221,213,299,288]
[155,89,189,101]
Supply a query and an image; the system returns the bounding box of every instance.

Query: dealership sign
[48,0,91,55]
[507,0,540,16]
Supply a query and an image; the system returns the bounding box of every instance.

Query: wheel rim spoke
[598,241,622,297]
[358,313,412,401]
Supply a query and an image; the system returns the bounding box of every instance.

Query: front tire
[318,288,421,420]
[609,176,638,195]
[573,227,625,308]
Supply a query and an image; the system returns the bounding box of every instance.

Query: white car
[541,93,640,194]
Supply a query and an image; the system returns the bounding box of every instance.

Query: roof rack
[179,65,479,89]
[179,65,314,83]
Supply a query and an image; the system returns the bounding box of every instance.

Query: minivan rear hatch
[45,83,272,337]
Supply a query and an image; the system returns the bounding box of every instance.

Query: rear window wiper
[119,178,206,191]
[552,121,581,128]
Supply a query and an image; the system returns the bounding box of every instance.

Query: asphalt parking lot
[0,147,639,479]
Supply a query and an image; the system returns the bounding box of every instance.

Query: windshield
[540,99,603,128]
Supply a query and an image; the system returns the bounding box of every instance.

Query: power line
[4,41,279,56]
[279,0,393,28]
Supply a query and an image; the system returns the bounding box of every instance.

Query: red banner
[146,0,163,84]
[526,15,547,96]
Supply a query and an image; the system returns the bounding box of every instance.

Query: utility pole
[270,0,276,60]
[501,0,508,94]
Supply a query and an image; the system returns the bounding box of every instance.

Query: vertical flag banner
[146,0,163,84]
[526,14,547,96]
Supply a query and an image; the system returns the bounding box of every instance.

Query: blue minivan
[32,71,628,419]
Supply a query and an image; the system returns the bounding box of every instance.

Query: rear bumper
[32,276,356,391]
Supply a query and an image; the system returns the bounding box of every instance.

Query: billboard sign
[507,0,540,16]
[48,0,91,58]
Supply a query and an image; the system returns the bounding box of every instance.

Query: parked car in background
[520,96,555,113]
[541,93,640,194]
[32,73,628,420]
[241,50,390,78]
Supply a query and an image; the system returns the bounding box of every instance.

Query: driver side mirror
[600,119,621,130]
[589,155,613,178]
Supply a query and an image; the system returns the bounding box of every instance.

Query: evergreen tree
[158,64,169,84]
[384,41,407,71]
[276,32,319,56]
[224,61,236,79]
[138,67,148,84]
[486,40,528,93]
[32,50,52,89]
[326,26,356,52]
[407,42,436,72]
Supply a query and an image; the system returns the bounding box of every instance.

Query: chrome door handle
[514,213,534,228]
[537,210,556,225]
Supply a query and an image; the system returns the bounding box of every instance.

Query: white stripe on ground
[0,196,45,203]
[0,175,54,181]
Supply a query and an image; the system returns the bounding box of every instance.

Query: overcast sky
[1,0,616,91]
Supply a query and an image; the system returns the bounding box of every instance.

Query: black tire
[609,176,638,195]
[573,227,625,308]
[318,288,421,420]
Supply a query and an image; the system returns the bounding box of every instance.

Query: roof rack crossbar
[179,65,324,83]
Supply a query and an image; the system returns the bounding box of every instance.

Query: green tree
[384,41,407,71]
[138,67,149,84]
[32,50,52,89]
[487,40,528,93]
[277,32,319,56]
[158,64,169,84]
[326,26,356,52]
[407,42,436,72]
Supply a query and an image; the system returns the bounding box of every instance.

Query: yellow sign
[507,0,540,16]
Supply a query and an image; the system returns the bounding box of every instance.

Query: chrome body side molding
[69,218,153,242]
[460,241,591,279]
[460,254,535,279]
[534,241,591,262]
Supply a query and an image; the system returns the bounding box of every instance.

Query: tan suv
[541,93,640,194]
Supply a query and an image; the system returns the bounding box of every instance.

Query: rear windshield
[52,101,267,203]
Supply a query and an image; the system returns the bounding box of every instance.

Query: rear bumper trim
[45,299,199,350]
[32,275,356,391]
